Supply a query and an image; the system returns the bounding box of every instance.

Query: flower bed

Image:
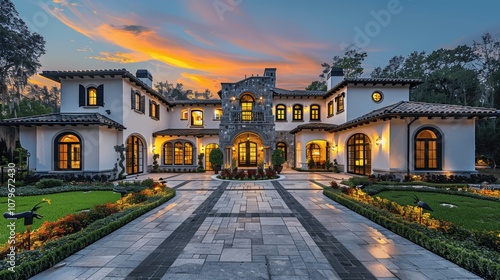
[216,168,278,180]
[0,181,176,280]
[318,181,500,279]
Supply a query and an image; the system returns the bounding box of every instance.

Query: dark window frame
[310,104,320,121]
[335,93,345,114]
[347,133,371,175]
[54,133,82,171]
[276,104,286,121]
[414,127,442,170]
[292,104,303,121]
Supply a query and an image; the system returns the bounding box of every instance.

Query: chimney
[136,69,153,88]
[327,67,344,91]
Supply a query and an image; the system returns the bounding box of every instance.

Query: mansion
[2,67,499,179]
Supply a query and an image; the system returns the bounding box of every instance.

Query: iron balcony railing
[228,110,268,123]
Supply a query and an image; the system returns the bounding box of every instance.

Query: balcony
[229,110,267,123]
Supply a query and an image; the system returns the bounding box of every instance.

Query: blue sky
[12,0,500,92]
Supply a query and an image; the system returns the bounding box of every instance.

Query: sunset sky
[13,0,500,93]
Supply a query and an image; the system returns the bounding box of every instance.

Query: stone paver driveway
[30,171,481,279]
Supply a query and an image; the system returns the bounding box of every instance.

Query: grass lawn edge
[313,181,500,280]
[0,189,176,280]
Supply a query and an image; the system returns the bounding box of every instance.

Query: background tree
[307,49,367,91]
[0,0,45,118]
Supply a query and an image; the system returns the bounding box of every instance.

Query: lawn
[375,191,500,232]
[0,191,120,244]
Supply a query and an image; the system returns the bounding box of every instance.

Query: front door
[238,141,257,167]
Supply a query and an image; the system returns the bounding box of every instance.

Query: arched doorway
[233,132,263,167]
[347,133,371,175]
[126,135,144,175]
[415,127,442,170]
[55,132,81,170]
[205,143,219,171]
[305,140,330,169]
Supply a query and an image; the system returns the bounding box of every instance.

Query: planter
[274,165,283,174]
[213,165,222,174]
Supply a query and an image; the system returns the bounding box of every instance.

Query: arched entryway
[415,127,442,170]
[347,133,371,175]
[205,143,219,171]
[126,135,145,175]
[232,132,263,167]
[305,140,330,169]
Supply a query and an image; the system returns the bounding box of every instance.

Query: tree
[305,80,327,91]
[473,33,500,108]
[319,49,368,80]
[0,0,46,117]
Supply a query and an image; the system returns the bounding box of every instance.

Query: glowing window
[276,104,286,121]
[191,110,203,126]
[87,87,97,106]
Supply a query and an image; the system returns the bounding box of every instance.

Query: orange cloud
[42,1,330,92]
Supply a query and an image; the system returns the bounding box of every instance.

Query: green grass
[0,191,120,244]
[375,191,500,232]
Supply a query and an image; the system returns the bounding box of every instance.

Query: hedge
[0,189,175,280]
[322,188,500,280]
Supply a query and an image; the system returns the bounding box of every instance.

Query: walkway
[31,171,481,279]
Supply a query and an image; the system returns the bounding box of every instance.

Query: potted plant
[196,153,205,172]
[209,148,223,174]
[308,158,315,170]
[231,157,238,172]
[332,159,340,173]
[271,149,285,174]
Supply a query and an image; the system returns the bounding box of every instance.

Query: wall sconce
[259,146,264,151]
[152,144,156,153]
[231,96,236,101]
[200,144,204,152]
[105,109,111,114]
[375,137,383,147]
[232,146,235,151]
[332,145,337,152]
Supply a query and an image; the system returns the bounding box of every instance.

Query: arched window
[87,87,97,106]
[347,134,371,175]
[205,143,219,170]
[310,104,320,121]
[55,133,81,170]
[276,142,287,161]
[181,109,188,120]
[126,135,144,175]
[306,143,321,163]
[184,142,193,165]
[174,142,183,165]
[415,128,442,170]
[240,94,254,121]
[293,104,303,120]
[191,110,203,126]
[164,142,173,165]
[276,104,286,121]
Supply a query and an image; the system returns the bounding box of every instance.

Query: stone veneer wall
[275,131,295,168]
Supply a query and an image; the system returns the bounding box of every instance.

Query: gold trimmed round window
[372,91,383,103]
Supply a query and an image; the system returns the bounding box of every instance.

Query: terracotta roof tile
[329,101,500,132]
[170,99,222,105]
[290,123,338,134]
[153,128,220,137]
[272,88,325,97]
[0,113,126,130]
[40,69,170,105]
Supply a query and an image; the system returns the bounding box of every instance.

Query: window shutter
[96,85,104,106]
[131,89,136,110]
[79,85,85,107]
[149,100,152,117]
[156,104,160,120]
[140,95,145,113]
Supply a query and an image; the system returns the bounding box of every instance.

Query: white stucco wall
[346,86,410,122]
[294,131,333,169]
[272,97,328,131]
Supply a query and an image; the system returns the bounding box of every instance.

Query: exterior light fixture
[375,137,382,147]
[231,96,236,101]
[332,145,337,151]
[232,146,235,151]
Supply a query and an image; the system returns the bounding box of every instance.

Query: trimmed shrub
[35,178,63,189]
